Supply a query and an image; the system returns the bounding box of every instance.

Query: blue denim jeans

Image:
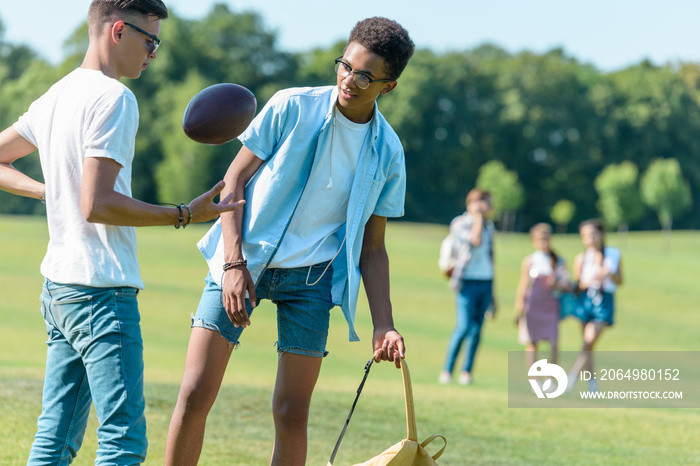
[28,279,147,465]
[193,262,334,358]
[442,279,493,374]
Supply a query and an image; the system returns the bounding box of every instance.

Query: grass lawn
[1,214,699,465]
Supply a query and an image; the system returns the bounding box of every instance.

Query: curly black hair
[346,17,415,81]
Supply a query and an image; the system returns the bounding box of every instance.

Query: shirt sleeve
[372,149,406,218]
[83,92,139,168]
[238,90,291,161]
[13,104,39,147]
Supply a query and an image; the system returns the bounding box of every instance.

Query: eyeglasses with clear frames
[124,22,161,53]
[334,57,393,89]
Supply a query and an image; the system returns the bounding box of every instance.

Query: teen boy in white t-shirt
[0,1,242,463]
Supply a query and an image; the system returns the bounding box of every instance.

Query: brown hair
[530,223,558,269]
[465,188,491,205]
[88,0,168,33]
[579,218,606,256]
[529,223,552,237]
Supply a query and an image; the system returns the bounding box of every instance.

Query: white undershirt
[269,106,370,268]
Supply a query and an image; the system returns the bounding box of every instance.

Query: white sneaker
[438,371,451,384]
[458,372,472,385]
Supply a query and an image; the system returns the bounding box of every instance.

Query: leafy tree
[603,63,700,229]
[475,160,524,231]
[294,41,346,87]
[143,5,296,99]
[550,200,576,233]
[594,161,645,233]
[5,7,700,234]
[640,158,692,233]
[60,22,89,70]
[380,47,506,223]
[485,47,605,229]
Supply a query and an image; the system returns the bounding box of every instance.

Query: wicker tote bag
[327,359,447,465]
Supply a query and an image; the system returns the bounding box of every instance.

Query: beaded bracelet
[223,259,247,271]
[174,204,184,229]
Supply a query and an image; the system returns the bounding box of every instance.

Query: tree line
[1,4,698,232]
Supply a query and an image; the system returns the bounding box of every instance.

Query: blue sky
[2,0,699,72]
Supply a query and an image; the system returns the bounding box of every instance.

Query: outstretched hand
[188,181,245,224]
[372,328,405,368]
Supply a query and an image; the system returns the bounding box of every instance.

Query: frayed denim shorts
[192,262,334,358]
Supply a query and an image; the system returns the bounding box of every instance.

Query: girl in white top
[567,219,623,392]
[515,223,571,370]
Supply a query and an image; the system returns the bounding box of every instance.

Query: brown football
[182,83,257,145]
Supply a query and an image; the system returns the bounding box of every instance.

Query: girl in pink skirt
[515,223,571,368]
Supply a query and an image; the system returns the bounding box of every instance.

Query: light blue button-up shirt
[198,85,406,341]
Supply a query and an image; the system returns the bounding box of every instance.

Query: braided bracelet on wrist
[223,259,247,271]
[157,203,190,229]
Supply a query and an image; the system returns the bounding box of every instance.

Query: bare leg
[525,342,537,369]
[582,321,606,371]
[567,321,607,391]
[270,352,323,466]
[572,321,607,373]
[550,341,558,365]
[165,328,234,466]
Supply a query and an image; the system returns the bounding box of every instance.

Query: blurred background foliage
[0,4,697,232]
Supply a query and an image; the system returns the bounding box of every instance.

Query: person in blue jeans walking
[0,1,242,463]
[438,188,496,385]
[165,17,415,466]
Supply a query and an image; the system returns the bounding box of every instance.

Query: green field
[1,215,698,465]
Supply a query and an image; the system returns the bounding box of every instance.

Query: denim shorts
[575,289,615,326]
[192,262,334,358]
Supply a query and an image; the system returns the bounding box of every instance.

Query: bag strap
[400,358,418,441]
[422,434,448,460]
[327,358,443,465]
[327,359,374,466]
[399,361,447,459]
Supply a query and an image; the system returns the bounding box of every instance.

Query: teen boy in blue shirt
[165,17,415,465]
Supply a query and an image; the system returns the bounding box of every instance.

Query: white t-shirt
[269,106,370,268]
[580,246,620,293]
[14,68,144,289]
[529,250,554,277]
